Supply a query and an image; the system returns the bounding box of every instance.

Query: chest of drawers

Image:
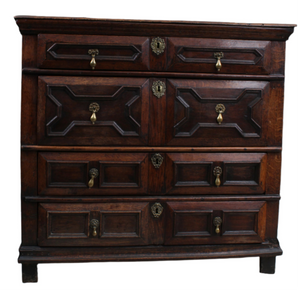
[15,16,295,282]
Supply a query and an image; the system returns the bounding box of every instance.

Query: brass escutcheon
[213,166,222,187]
[151,37,165,55]
[151,153,164,169]
[214,52,224,72]
[213,217,222,234]
[88,168,99,188]
[90,219,100,236]
[88,49,99,70]
[152,80,166,99]
[151,202,163,218]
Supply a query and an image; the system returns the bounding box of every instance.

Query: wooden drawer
[165,153,267,195]
[37,34,150,71]
[38,202,150,246]
[37,76,149,145]
[166,79,276,147]
[166,38,272,74]
[38,152,148,195]
[165,201,267,245]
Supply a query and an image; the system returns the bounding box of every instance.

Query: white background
[0,1,299,289]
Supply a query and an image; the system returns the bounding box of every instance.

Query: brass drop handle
[213,217,222,234]
[89,103,100,125]
[88,49,99,70]
[90,219,100,236]
[214,52,224,71]
[215,104,226,125]
[88,168,99,188]
[213,166,222,187]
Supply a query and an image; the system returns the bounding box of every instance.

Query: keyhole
[156,158,159,165]
[157,85,161,92]
[157,42,160,49]
[156,207,159,214]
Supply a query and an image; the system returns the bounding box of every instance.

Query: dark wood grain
[17,16,293,281]
[15,16,295,41]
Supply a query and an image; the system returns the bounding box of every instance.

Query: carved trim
[174,88,262,138]
[177,47,264,65]
[47,43,142,62]
[46,85,141,137]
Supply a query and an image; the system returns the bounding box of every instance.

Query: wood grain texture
[15,16,295,41]
[16,16,293,280]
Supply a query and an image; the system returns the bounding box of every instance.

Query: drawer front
[165,201,266,245]
[38,152,148,195]
[37,76,149,145]
[166,79,271,146]
[165,153,267,195]
[167,38,271,74]
[37,34,150,71]
[38,203,150,246]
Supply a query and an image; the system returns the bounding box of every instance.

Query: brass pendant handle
[151,202,163,218]
[89,103,100,124]
[88,168,99,188]
[151,153,164,169]
[151,37,165,55]
[88,49,99,70]
[214,52,224,72]
[213,166,222,187]
[215,104,225,125]
[90,219,100,236]
[152,80,166,99]
[213,217,222,234]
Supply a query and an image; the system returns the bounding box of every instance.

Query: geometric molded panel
[47,211,90,239]
[47,161,89,187]
[174,210,213,237]
[100,162,140,188]
[223,162,260,186]
[222,210,259,237]
[174,162,212,187]
[100,212,141,238]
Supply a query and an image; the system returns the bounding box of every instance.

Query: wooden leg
[22,263,38,283]
[260,256,276,274]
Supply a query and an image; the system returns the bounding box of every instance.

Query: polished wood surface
[16,16,293,282]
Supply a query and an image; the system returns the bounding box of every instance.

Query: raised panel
[222,210,259,236]
[223,162,260,186]
[167,38,271,74]
[165,153,266,195]
[174,162,212,187]
[37,76,149,146]
[38,202,150,246]
[101,212,140,238]
[38,152,148,195]
[100,162,140,188]
[174,210,213,237]
[47,161,88,187]
[37,34,150,71]
[165,201,266,245]
[166,79,270,147]
[47,211,90,238]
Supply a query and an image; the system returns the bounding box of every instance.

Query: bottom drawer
[165,201,267,245]
[38,201,267,247]
[38,202,150,246]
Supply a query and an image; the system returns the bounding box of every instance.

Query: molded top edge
[14,15,297,28]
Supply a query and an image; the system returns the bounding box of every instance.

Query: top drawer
[37,34,150,71]
[166,38,272,74]
[37,34,277,75]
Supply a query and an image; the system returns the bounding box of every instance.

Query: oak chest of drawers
[15,16,295,282]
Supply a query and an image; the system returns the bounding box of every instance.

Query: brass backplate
[151,37,165,55]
